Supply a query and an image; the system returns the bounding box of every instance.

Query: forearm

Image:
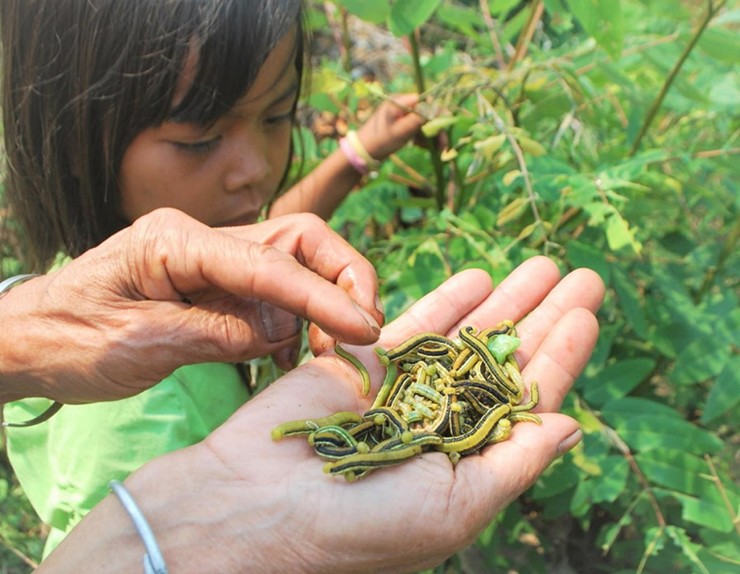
[37,446,285,574]
[268,147,362,219]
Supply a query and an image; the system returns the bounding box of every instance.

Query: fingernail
[274,344,300,370]
[354,302,381,335]
[557,429,583,456]
[374,294,385,321]
[259,302,303,343]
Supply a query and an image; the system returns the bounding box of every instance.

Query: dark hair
[1,0,306,271]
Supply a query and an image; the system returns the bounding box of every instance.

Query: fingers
[446,256,562,335]
[359,93,426,159]
[515,266,604,364]
[522,307,600,412]
[128,210,382,347]
[381,268,494,344]
[454,413,581,514]
[229,213,384,334]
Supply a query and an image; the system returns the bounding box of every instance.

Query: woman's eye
[173,136,221,154]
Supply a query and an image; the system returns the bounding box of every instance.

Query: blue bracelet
[109,480,169,574]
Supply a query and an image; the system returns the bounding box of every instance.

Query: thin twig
[703,454,740,538]
[481,96,552,253]
[478,0,506,69]
[629,0,728,156]
[507,0,545,71]
[407,30,446,211]
[322,3,351,74]
[603,426,667,530]
[0,533,39,570]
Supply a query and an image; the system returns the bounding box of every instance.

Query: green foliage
[312,0,739,571]
[1,0,738,571]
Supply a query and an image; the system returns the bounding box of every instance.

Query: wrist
[339,130,381,176]
[0,274,52,403]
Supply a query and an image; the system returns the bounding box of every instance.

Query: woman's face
[119,29,298,227]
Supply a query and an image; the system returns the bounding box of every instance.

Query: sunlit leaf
[517,136,547,157]
[669,335,731,386]
[440,148,458,162]
[635,449,713,496]
[656,489,737,533]
[502,169,522,187]
[473,134,507,158]
[616,415,723,455]
[566,0,624,59]
[496,197,528,227]
[337,0,390,24]
[389,0,442,37]
[421,116,460,137]
[605,212,642,254]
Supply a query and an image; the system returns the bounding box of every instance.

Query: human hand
[0,208,383,404]
[356,93,426,161]
[75,256,603,574]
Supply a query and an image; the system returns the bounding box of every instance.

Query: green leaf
[600,397,682,428]
[421,116,460,137]
[517,136,547,157]
[635,449,712,496]
[701,356,740,423]
[398,238,450,299]
[566,0,624,59]
[665,525,712,574]
[532,458,581,499]
[611,266,648,334]
[697,27,740,64]
[656,488,737,533]
[669,335,732,386]
[590,455,629,504]
[436,4,484,39]
[487,0,522,18]
[496,196,528,227]
[616,414,723,455]
[473,133,507,159]
[605,212,642,254]
[337,0,390,24]
[565,239,611,285]
[388,0,442,37]
[487,334,521,363]
[583,357,656,406]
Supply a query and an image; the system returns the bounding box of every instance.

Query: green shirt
[4,362,248,557]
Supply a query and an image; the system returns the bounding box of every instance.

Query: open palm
[170,256,604,573]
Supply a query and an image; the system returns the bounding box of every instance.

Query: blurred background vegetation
[2,0,738,572]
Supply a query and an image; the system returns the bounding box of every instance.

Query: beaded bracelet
[339,130,381,176]
[109,480,169,574]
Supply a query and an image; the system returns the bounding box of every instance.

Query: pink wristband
[339,131,381,176]
[339,135,370,175]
